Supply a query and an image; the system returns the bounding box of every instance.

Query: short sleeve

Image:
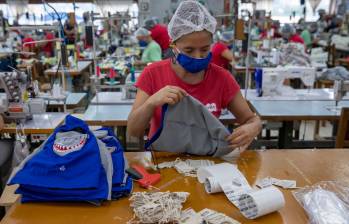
[149,45,162,62]
[214,42,228,56]
[135,66,154,96]
[222,71,240,108]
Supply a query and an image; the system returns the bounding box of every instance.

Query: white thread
[127,191,189,224]
[157,158,215,177]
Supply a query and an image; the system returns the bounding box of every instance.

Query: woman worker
[127,0,261,153]
[134,27,162,66]
[211,30,236,70]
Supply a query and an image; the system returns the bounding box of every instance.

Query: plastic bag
[293,181,349,224]
[12,135,30,168]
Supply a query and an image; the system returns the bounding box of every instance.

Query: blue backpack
[95,127,133,199]
[8,115,132,203]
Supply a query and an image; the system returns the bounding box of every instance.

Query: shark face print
[53,134,88,156]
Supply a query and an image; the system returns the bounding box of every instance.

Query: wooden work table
[1,149,349,224]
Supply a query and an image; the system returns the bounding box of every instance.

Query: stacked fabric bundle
[95,127,133,199]
[310,47,328,65]
[279,43,311,67]
[7,115,132,204]
[318,66,349,81]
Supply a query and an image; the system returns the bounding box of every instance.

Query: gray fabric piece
[96,139,113,200]
[123,154,129,184]
[93,130,108,139]
[94,133,129,185]
[151,96,232,157]
[318,66,349,81]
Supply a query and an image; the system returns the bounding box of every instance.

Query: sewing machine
[258,67,316,96]
[122,71,141,100]
[334,80,349,102]
[256,49,280,65]
[0,71,45,122]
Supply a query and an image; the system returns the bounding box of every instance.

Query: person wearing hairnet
[300,26,312,49]
[134,27,162,65]
[64,13,77,45]
[325,16,343,34]
[317,9,328,33]
[309,22,320,44]
[211,31,236,70]
[78,12,92,49]
[128,0,261,153]
[297,19,312,49]
[281,24,304,45]
[144,18,171,58]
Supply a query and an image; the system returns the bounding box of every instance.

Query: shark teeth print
[53,134,88,156]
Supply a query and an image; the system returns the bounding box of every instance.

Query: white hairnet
[281,24,295,35]
[168,0,217,42]
[318,9,326,14]
[144,18,156,30]
[135,27,151,37]
[220,31,234,42]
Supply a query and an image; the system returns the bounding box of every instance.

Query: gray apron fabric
[96,139,113,200]
[148,96,232,157]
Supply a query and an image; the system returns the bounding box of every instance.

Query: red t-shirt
[150,24,170,51]
[289,34,304,44]
[211,42,230,69]
[22,37,35,49]
[135,59,240,137]
[42,32,55,56]
[22,37,35,58]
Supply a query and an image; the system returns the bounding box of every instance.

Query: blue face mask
[176,50,212,73]
[138,40,148,47]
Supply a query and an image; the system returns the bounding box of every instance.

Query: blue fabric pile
[8,115,132,204]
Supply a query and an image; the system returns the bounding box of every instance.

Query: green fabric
[301,30,312,47]
[141,40,162,63]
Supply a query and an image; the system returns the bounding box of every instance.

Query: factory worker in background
[134,27,162,66]
[211,30,236,70]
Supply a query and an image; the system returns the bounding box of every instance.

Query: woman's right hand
[147,85,187,107]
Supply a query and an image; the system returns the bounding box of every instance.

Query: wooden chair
[337,58,349,70]
[335,107,349,148]
[315,79,334,88]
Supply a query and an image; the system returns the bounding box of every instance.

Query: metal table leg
[116,126,127,150]
[278,121,294,149]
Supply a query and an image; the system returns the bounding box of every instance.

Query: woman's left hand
[225,122,260,153]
